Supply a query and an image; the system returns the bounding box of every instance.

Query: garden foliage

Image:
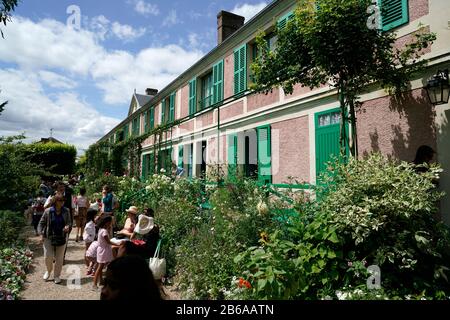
[234,154,450,300]
[24,142,77,176]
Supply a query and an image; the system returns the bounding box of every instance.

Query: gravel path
[21,226,101,300]
[20,225,182,300]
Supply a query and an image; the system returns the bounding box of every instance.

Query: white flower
[211,227,215,232]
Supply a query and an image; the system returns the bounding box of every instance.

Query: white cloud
[91,45,203,104]
[0,16,204,104]
[231,2,268,22]
[89,15,146,42]
[90,15,110,41]
[163,10,179,27]
[111,22,146,41]
[129,0,160,17]
[0,69,120,152]
[39,71,78,89]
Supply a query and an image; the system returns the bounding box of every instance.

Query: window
[378,0,409,32]
[116,130,124,142]
[244,132,258,179]
[318,111,341,128]
[145,110,155,133]
[234,44,247,95]
[161,93,175,124]
[132,117,140,136]
[200,71,213,110]
[189,78,197,117]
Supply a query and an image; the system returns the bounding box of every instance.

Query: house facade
[98,0,450,223]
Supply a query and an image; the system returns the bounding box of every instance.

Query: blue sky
[0,0,269,154]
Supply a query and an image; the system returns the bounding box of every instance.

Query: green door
[315,108,347,179]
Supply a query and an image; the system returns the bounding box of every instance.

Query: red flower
[238,278,251,289]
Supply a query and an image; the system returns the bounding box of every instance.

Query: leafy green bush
[234,154,450,300]
[0,210,25,249]
[0,137,41,211]
[24,142,77,175]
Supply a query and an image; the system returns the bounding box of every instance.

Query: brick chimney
[217,11,245,45]
[145,88,158,96]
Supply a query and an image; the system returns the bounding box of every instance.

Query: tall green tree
[251,0,436,157]
[1,0,18,38]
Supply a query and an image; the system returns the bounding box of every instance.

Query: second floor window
[200,71,213,110]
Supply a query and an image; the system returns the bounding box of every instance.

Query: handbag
[149,239,166,280]
[50,234,67,247]
[49,209,67,247]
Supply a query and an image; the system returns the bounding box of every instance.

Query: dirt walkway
[21,225,182,300]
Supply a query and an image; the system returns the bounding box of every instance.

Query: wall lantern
[426,69,450,106]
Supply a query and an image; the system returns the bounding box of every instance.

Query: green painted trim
[257,124,272,185]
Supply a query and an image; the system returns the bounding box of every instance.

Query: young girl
[85,240,98,277]
[83,209,97,269]
[93,216,114,290]
[75,188,90,242]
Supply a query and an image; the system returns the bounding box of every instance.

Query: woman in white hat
[116,206,139,239]
[118,208,160,259]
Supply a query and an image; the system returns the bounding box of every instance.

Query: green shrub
[235,154,450,300]
[0,137,41,211]
[24,142,77,176]
[0,211,25,249]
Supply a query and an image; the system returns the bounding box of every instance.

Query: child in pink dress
[93,216,114,290]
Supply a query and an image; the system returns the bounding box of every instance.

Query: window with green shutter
[234,44,247,95]
[200,72,213,109]
[132,117,140,136]
[189,78,197,117]
[378,0,409,31]
[228,134,238,178]
[169,92,175,123]
[277,11,295,30]
[257,125,272,185]
[213,60,224,104]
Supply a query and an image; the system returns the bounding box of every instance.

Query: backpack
[34,199,45,213]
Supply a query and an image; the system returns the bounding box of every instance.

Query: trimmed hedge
[24,142,77,175]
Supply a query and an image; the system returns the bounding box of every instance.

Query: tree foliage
[0,0,18,38]
[251,0,436,157]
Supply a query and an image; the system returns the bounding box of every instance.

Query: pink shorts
[86,241,99,259]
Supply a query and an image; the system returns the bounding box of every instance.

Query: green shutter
[228,134,238,178]
[124,124,129,140]
[136,117,140,135]
[149,153,155,175]
[379,0,409,31]
[169,92,175,123]
[277,11,295,30]
[189,78,197,116]
[166,148,173,173]
[234,44,247,95]
[213,60,224,104]
[161,100,166,124]
[150,108,155,130]
[257,125,272,185]
[144,111,148,133]
[142,154,148,181]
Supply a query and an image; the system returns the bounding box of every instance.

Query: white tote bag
[149,240,166,280]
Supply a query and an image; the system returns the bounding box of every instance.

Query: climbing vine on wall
[85,120,182,179]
